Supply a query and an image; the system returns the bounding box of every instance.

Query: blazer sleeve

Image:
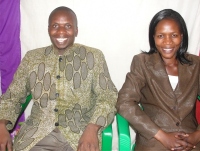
[116,54,160,139]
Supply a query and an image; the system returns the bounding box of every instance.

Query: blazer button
[172,106,177,110]
[55,122,59,126]
[176,122,180,126]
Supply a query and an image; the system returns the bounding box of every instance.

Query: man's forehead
[49,10,74,23]
[48,8,77,26]
[51,10,71,17]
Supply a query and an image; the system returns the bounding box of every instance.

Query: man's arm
[77,123,101,151]
[0,119,13,151]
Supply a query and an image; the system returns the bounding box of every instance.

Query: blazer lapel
[145,53,176,100]
[175,60,197,98]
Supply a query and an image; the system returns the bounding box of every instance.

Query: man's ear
[48,26,50,35]
[75,27,78,37]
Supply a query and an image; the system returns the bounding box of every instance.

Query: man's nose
[57,26,66,34]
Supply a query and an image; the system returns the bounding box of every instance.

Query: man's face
[48,10,78,52]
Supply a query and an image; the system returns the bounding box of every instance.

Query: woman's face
[154,18,182,61]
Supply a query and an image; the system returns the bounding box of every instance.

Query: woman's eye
[172,34,178,37]
[157,34,163,38]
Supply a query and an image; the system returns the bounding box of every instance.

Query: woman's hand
[154,130,193,151]
[179,130,200,150]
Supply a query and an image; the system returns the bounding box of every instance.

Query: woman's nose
[163,36,172,44]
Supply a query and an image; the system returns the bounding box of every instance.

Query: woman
[116,9,200,151]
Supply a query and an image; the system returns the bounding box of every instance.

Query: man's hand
[0,120,12,151]
[77,123,101,151]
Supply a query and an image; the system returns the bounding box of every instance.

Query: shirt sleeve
[0,52,31,130]
[88,50,117,131]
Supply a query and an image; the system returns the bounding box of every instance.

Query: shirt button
[55,93,59,98]
[176,122,180,126]
[59,57,63,62]
[56,75,61,79]
[54,108,58,112]
[55,122,59,126]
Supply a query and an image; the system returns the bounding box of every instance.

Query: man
[0,6,117,151]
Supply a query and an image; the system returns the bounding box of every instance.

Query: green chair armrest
[117,104,143,151]
[116,113,131,151]
[101,124,113,151]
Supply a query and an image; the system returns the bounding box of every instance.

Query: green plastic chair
[117,104,144,151]
[20,94,32,114]
[102,124,113,151]
[117,113,131,150]
[116,113,133,151]
[19,94,113,151]
[102,114,135,151]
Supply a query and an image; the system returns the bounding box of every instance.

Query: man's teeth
[57,38,67,43]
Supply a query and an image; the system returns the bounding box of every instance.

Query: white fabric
[168,75,178,90]
[20,0,200,150]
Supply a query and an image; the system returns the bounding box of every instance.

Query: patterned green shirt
[0,43,117,151]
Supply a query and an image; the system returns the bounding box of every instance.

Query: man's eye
[65,25,72,29]
[52,24,58,28]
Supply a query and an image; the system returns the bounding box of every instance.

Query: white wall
[20,0,200,150]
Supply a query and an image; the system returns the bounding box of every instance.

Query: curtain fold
[0,0,24,139]
[0,0,21,93]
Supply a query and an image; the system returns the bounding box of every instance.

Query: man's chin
[54,43,73,50]
[54,45,68,50]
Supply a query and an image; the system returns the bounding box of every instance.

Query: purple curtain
[0,0,24,138]
[0,0,21,93]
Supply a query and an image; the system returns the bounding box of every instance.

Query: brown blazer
[116,52,200,150]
